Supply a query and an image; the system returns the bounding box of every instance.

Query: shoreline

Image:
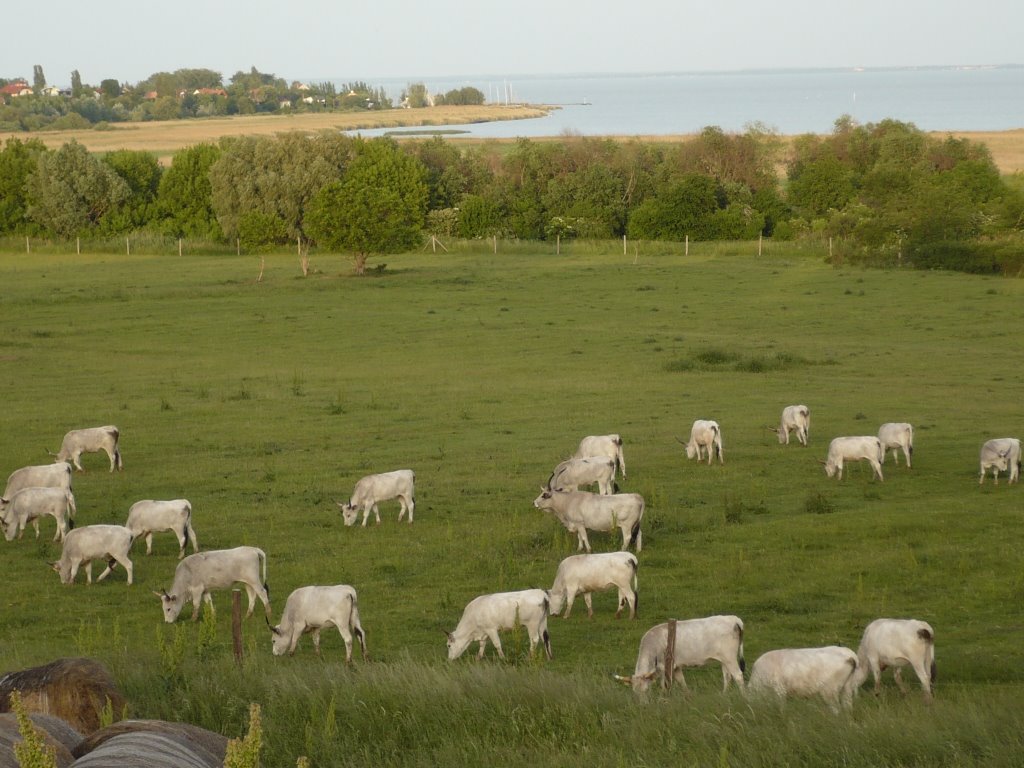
[1,107,1021,173]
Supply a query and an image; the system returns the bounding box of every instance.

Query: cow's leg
[722,659,744,691]
[476,637,489,660]
[578,529,591,553]
[672,668,689,691]
[583,592,594,618]
[892,666,910,694]
[312,628,325,658]
[32,519,40,539]
[84,560,94,584]
[243,584,257,617]
[113,553,133,585]
[872,460,884,482]
[336,626,355,663]
[871,659,884,695]
[407,495,415,523]
[105,447,116,472]
[71,560,83,584]
[563,591,575,618]
[372,503,382,525]
[487,629,504,659]
[176,530,187,559]
[145,533,154,555]
[73,454,84,472]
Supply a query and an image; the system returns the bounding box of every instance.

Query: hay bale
[0,712,78,768]
[71,721,227,768]
[0,658,125,735]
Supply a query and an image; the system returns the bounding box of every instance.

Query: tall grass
[1,245,1023,765]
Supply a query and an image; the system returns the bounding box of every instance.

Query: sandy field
[1,106,1022,174]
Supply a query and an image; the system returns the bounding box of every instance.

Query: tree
[100,78,121,98]
[26,140,129,237]
[32,65,45,92]
[627,173,721,241]
[0,137,48,234]
[156,143,222,239]
[305,138,428,274]
[70,69,83,98]
[403,83,430,108]
[100,150,162,232]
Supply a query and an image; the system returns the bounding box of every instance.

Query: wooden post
[829,237,833,259]
[758,233,763,257]
[556,234,560,256]
[25,236,29,254]
[126,237,130,256]
[76,237,80,255]
[236,238,240,256]
[178,238,182,257]
[492,235,497,255]
[665,619,677,690]
[685,235,689,256]
[232,590,243,664]
[623,234,627,257]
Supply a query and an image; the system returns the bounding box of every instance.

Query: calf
[548,551,638,619]
[749,646,859,712]
[0,486,75,541]
[269,585,367,662]
[446,589,552,661]
[679,420,723,464]
[573,434,626,479]
[822,436,884,481]
[3,463,73,504]
[774,405,810,446]
[337,469,415,526]
[155,546,270,622]
[125,499,199,559]
[878,423,914,467]
[979,438,1021,484]
[51,525,134,585]
[533,488,644,552]
[49,426,123,472]
[852,618,936,701]
[615,615,745,693]
[547,456,616,495]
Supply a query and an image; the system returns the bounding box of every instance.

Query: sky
[4,0,1022,87]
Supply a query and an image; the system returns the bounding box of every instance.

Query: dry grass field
[1,107,1022,173]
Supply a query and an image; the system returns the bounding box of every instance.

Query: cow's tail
[67,490,77,520]
[257,547,269,597]
[629,555,639,617]
[181,503,192,551]
[736,621,746,674]
[627,500,644,551]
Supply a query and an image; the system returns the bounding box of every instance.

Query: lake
[344,66,1024,137]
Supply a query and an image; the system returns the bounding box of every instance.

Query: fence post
[685,235,689,256]
[493,235,497,255]
[76,237,80,255]
[178,238,182,257]
[25,236,29,254]
[758,233,763,257]
[126,237,130,256]
[232,590,243,665]
[665,619,677,689]
[623,234,627,257]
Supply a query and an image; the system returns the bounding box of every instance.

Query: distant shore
[1,106,1021,173]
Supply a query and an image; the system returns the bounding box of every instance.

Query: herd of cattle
[0,415,1019,710]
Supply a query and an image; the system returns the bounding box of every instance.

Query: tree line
[1,116,1022,274]
[0,66,483,132]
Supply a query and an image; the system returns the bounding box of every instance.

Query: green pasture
[1,242,1022,766]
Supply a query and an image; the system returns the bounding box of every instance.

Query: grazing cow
[337,469,415,526]
[878,423,914,467]
[822,436,884,481]
[154,546,269,623]
[0,486,75,541]
[749,646,859,712]
[678,420,723,464]
[547,456,617,495]
[614,615,745,693]
[125,499,198,559]
[51,525,134,585]
[49,426,122,472]
[533,488,644,552]
[3,462,73,505]
[548,552,638,619]
[445,588,552,660]
[979,438,1021,485]
[774,405,810,446]
[852,618,936,701]
[573,434,626,479]
[269,585,367,662]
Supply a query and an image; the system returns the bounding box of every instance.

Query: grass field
[1,241,1023,766]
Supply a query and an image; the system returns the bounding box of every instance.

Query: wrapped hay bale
[0,711,80,768]
[72,721,227,768]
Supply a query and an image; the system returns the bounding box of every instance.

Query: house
[1,81,33,97]
[194,88,227,97]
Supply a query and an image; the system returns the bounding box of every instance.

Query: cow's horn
[674,436,687,445]
[613,674,633,685]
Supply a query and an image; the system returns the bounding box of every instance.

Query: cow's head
[154,589,184,623]
[533,489,555,510]
[819,458,838,478]
[336,501,359,526]
[685,442,698,460]
[50,560,73,584]
[267,617,289,655]
[444,629,469,661]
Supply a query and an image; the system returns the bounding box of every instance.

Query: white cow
[547,457,617,495]
[573,434,626,479]
[269,585,367,662]
[679,420,723,464]
[878,423,914,467]
[822,436,884,481]
[614,615,746,693]
[749,646,860,712]
[0,486,75,541]
[446,588,552,660]
[49,426,123,472]
[155,546,270,623]
[125,499,199,559]
[852,618,936,701]
[979,438,1021,485]
[548,552,638,619]
[50,524,134,585]
[775,405,810,446]
[337,469,415,526]
[533,488,645,552]
[3,463,73,505]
